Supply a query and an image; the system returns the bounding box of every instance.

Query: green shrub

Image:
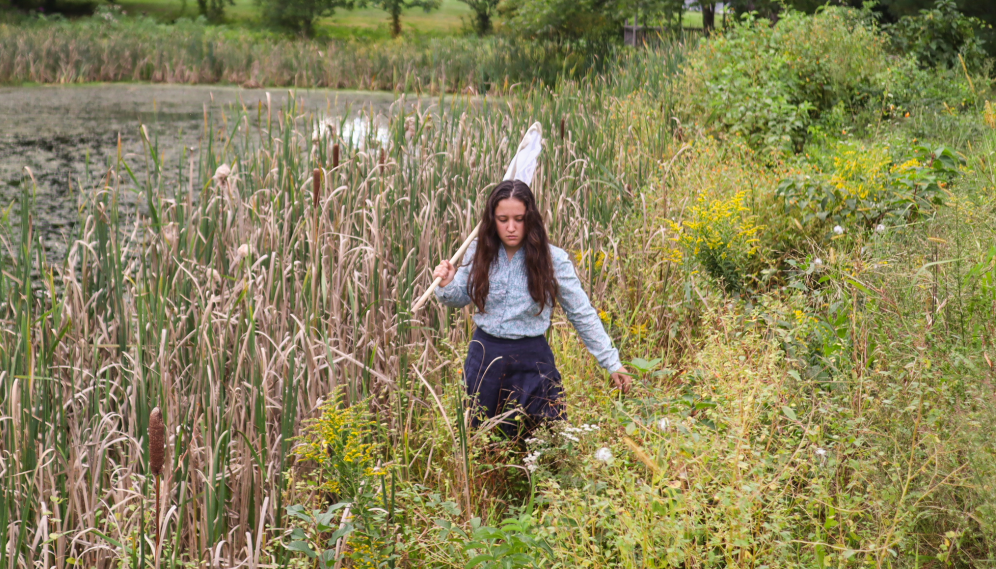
[776,141,963,233]
[679,7,959,154]
[887,0,991,73]
[434,514,552,568]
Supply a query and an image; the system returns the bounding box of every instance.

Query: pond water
[0,84,400,263]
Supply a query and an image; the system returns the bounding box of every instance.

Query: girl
[433,180,629,435]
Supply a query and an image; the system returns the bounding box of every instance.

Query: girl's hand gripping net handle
[410,223,480,313]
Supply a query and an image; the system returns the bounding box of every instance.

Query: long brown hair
[468,180,558,314]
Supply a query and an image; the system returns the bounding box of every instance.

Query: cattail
[149,407,166,555]
[313,168,321,210]
[149,407,165,476]
[332,143,340,169]
[559,116,565,140]
[379,148,386,173]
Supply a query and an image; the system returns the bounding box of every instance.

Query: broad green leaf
[286,541,317,559]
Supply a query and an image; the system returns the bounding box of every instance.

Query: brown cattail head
[332,143,340,169]
[313,168,321,210]
[379,148,386,172]
[149,407,165,476]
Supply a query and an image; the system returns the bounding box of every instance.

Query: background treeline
[0,0,993,90]
[0,0,992,52]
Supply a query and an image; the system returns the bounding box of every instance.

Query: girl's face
[494,198,527,250]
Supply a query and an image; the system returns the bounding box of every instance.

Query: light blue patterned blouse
[435,240,623,372]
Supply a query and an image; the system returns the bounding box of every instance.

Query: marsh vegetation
[1,2,996,568]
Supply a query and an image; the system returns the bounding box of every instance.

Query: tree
[368,0,441,38]
[197,0,234,20]
[258,0,358,36]
[697,0,716,32]
[725,0,781,20]
[459,0,501,35]
[498,0,624,42]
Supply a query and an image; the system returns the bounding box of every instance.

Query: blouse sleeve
[434,239,476,308]
[552,248,623,372]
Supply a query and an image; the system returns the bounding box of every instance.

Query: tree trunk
[477,11,491,35]
[391,9,401,37]
[703,2,715,34]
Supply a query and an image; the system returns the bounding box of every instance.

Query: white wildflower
[595,447,613,464]
[658,417,672,431]
[813,258,823,267]
[524,450,542,473]
[833,225,844,235]
[875,224,886,233]
[563,433,580,443]
[815,447,828,465]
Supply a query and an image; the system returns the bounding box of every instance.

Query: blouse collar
[498,243,524,265]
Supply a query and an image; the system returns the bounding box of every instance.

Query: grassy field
[2,5,995,568]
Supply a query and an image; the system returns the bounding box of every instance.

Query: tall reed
[0,43,683,567]
[0,17,617,91]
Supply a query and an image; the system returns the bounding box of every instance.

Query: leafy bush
[887,0,991,73]
[776,141,963,232]
[435,514,552,568]
[680,7,924,154]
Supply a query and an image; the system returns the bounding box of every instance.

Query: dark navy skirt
[463,328,565,436]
